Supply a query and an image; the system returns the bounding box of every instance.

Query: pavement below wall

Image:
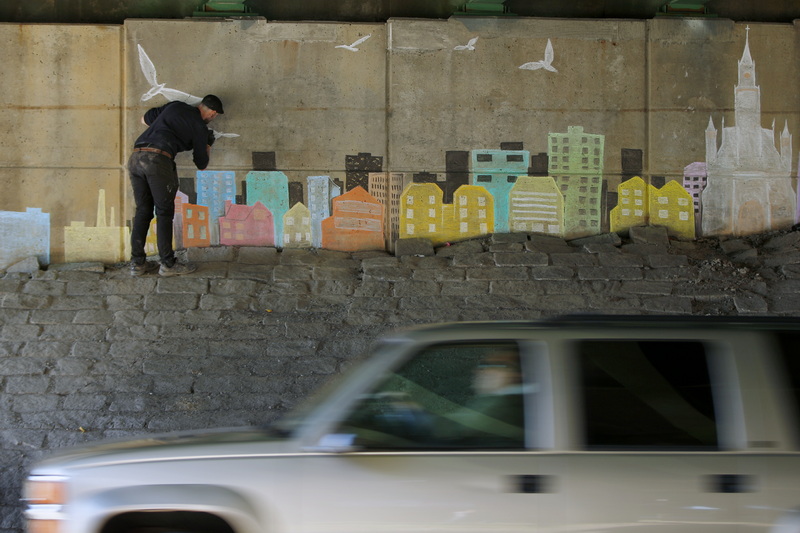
[2,225,800,532]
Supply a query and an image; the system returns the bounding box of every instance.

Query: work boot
[130,260,159,277]
[159,262,198,277]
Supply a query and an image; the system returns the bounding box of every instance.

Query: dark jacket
[135,101,210,170]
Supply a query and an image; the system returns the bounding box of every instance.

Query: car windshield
[268,342,387,436]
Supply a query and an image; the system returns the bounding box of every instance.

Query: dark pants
[128,151,179,267]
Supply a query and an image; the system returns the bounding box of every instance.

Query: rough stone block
[720,239,754,254]
[551,253,597,267]
[763,231,800,250]
[362,265,413,281]
[489,242,525,252]
[734,293,769,314]
[491,233,529,244]
[435,239,484,257]
[452,253,496,267]
[274,265,313,280]
[185,246,237,262]
[22,281,66,296]
[394,238,435,257]
[237,247,279,264]
[530,266,574,280]
[493,252,548,266]
[648,254,689,268]
[642,296,693,314]
[157,277,210,294]
[143,293,200,311]
[597,253,644,267]
[630,225,670,247]
[466,267,529,280]
[441,280,490,295]
[393,280,442,297]
[7,257,42,274]
[578,267,642,281]
[569,233,622,247]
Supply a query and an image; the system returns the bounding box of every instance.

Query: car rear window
[578,340,718,450]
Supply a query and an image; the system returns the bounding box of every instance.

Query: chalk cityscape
[0,27,797,269]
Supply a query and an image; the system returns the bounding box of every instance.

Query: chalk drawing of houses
[701,27,796,236]
[321,186,384,252]
[649,180,696,240]
[400,183,445,244]
[0,207,50,269]
[283,203,312,248]
[177,191,211,249]
[452,185,494,240]
[610,176,648,234]
[509,176,564,236]
[246,171,289,247]
[218,201,274,247]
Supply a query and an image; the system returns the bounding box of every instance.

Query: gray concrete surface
[2,226,800,531]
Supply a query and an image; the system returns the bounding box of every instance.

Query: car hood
[31,426,296,472]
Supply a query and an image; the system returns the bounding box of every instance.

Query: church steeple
[705,116,717,165]
[734,25,761,144]
[738,26,755,86]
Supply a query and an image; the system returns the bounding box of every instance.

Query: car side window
[578,340,718,450]
[335,342,528,450]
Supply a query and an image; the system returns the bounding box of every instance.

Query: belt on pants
[133,147,173,159]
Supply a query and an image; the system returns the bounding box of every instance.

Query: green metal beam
[656,0,716,17]
[453,0,515,16]
[193,0,258,17]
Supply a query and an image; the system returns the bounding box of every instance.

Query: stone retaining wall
[2,226,800,531]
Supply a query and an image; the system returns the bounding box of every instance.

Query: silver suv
[24,316,800,533]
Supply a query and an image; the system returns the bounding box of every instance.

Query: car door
[294,339,552,533]
[534,334,749,533]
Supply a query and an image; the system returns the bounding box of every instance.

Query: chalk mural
[0,208,50,269]
[701,27,796,237]
[519,38,558,73]
[64,190,129,264]
[1,26,798,269]
[137,45,240,141]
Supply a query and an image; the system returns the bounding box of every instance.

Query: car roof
[384,315,800,341]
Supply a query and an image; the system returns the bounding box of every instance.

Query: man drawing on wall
[128,94,225,276]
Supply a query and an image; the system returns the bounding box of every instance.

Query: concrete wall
[2,18,800,268]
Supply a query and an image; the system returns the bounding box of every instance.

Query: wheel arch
[85,484,263,533]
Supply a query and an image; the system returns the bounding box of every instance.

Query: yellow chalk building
[610,176,648,233]
[649,180,696,240]
[400,183,494,245]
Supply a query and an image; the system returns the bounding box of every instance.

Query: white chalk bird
[519,39,558,72]
[336,34,371,52]
[136,44,239,141]
[138,44,202,104]
[454,37,478,51]
[210,130,240,140]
